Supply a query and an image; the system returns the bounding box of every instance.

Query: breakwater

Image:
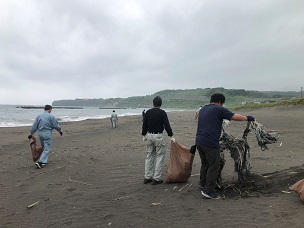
[16,106,84,109]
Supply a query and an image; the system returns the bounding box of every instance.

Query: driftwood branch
[27,201,39,209]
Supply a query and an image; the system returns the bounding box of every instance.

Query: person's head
[210,93,225,105]
[153,96,162,107]
[44,105,52,113]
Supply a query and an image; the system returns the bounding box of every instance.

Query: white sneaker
[35,162,42,169]
[201,190,220,199]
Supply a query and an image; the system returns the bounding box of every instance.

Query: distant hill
[52,87,301,109]
[234,97,304,110]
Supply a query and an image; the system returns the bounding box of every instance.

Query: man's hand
[60,131,63,136]
[28,134,33,139]
[170,137,175,143]
[143,136,147,142]
[247,116,255,121]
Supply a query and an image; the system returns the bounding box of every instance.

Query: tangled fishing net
[219,121,279,184]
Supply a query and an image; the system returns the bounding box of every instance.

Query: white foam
[0,122,32,127]
[0,106,180,128]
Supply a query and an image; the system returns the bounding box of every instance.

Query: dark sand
[1,107,303,228]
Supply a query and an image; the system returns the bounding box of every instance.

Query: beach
[1,107,304,228]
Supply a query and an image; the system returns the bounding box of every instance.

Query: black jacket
[141,107,173,137]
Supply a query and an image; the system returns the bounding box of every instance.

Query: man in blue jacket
[196,93,255,199]
[110,110,118,128]
[29,105,62,169]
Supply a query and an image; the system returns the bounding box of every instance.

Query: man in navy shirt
[142,96,175,185]
[196,93,255,199]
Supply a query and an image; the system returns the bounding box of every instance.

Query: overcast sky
[0,0,303,105]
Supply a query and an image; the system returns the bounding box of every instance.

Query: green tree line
[52,87,301,109]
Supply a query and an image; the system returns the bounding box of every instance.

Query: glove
[190,145,196,154]
[60,131,63,136]
[28,134,33,139]
[143,136,147,142]
[247,116,255,121]
[170,137,175,143]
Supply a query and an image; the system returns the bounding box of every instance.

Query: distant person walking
[142,109,146,121]
[110,110,118,128]
[29,105,62,169]
[142,96,175,185]
[195,106,203,120]
[196,93,255,199]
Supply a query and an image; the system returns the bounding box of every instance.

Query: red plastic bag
[165,141,194,183]
[289,179,304,202]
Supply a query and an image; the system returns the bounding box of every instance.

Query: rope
[250,121,279,151]
[219,121,279,183]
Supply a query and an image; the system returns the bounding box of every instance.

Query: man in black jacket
[142,96,175,185]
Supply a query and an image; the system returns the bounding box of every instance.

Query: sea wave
[0,106,182,127]
[0,122,32,128]
[56,115,110,122]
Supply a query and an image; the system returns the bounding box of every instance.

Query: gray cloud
[0,0,303,105]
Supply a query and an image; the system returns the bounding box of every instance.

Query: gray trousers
[111,119,117,128]
[197,144,220,193]
[144,133,166,181]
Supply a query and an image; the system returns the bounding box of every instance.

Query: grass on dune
[233,98,304,110]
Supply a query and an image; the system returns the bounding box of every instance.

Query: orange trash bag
[289,179,304,202]
[165,141,195,183]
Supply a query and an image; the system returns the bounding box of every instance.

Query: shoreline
[0,107,191,128]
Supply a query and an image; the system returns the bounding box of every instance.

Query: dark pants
[197,144,220,193]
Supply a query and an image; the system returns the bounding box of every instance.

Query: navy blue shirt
[195,104,234,148]
[142,107,173,137]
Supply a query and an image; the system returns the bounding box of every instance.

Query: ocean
[0,105,179,128]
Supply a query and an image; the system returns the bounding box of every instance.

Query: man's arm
[231,114,255,121]
[30,117,38,135]
[162,112,173,137]
[231,113,248,121]
[142,114,148,136]
[50,115,62,133]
